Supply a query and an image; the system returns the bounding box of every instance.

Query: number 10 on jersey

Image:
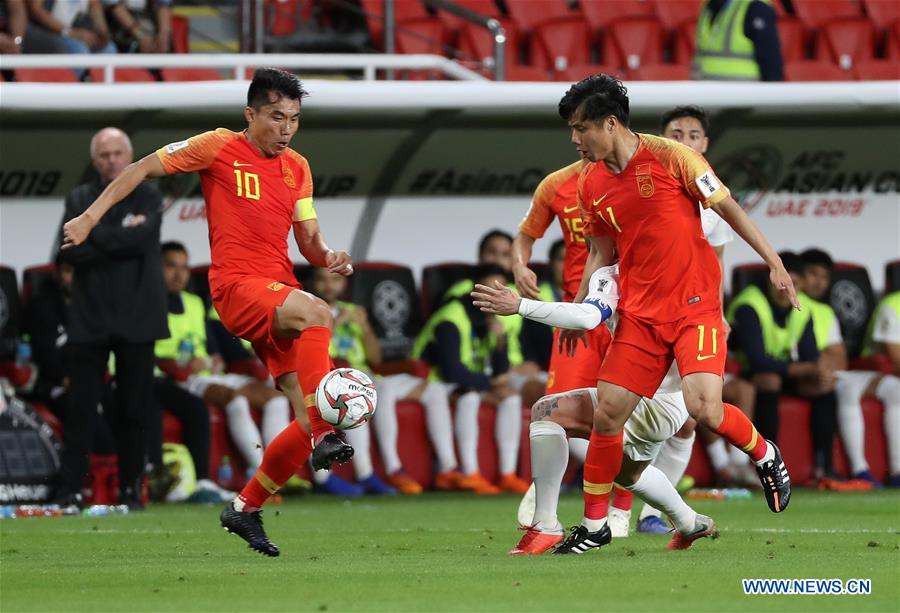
[234,169,260,200]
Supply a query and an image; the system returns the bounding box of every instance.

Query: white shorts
[378,373,426,399]
[182,373,255,397]
[589,388,689,462]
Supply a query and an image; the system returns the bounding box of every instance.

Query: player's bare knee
[593,398,625,433]
[303,297,332,329]
[688,396,722,429]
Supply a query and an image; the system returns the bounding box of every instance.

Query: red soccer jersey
[519,160,588,301]
[156,128,315,290]
[578,133,729,324]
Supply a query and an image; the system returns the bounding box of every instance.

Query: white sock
[728,442,749,466]
[876,375,900,475]
[706,438,730,472]
[581,517,607,531]
[641,433,694,520]
[754,442,775,466]
[345,423,373,480]
[568,437,588,463]
[627,465,697,533]
[455,391,481,475]
[261,396,291,447]
[836,376,869,474]
[312,467,330,484]
[224,395,263,468]
[529,421,567,531]
[496,394,522,475]
[371,377,402,474]
[420,382,458,473]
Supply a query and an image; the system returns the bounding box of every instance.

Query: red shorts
[545,325,612,395]
[211,276,305,380]
[598,309,726,398]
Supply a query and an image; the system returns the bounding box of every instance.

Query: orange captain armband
[293,197,317,222]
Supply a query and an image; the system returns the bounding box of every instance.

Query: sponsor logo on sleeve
[696,171,720,198]
[165,140,189,154]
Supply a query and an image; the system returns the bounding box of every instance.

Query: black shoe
[552,523,612,555]
[220,503,280,557]
[310,432,354,471]
[756,440,791,513]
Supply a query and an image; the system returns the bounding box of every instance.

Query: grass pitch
[1,489,898,612]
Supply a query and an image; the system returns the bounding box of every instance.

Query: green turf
[1,489,898,612]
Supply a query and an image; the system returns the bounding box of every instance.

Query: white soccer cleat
[517,482,536,527]
[608,508,631,538]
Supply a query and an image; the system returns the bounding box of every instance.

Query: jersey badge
[635,164,654,198]
[267,282,286,292]
[281,159,296,189]
[165,140,189,154]
[695,171,720,198]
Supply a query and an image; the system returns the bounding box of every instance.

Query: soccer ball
[315,368,377,430]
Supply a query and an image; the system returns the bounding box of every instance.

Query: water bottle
[218,455,233,485]
[15,335,31,367]
[176,338,194,367]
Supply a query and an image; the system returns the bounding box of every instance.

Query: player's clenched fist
[61,213,96,249]
[325,249,353,276]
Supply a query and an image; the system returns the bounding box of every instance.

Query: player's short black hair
[779,251,804,275]
[474,263,509,284]
[549,238,565,262]
[247,68,309,110]
[558,74,630,126]
[660,105,710,135]
[800,248,834,272]
[478,229,513,258]
[161,241,188,256]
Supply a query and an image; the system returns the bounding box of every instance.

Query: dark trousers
[58,342,155,495]
[148,378,211,480]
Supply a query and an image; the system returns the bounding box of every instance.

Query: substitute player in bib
[553,75,796,554]
[62,69,353,557]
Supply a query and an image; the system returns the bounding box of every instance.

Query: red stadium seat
[395,17,449,55]
[793,0,862,29]
[778,16,809,62]
[580,0,655,32]
[505,0,573,36]
[671,20,697,64]
[783,60,850,80]
[89,67,157,83]
[531,16,593,72]
[435,0,501,35]
[864,0,900,29]
[456,18,520,70]
[360,0,431,49]
[606,16,666,70]
[554,63,624,82]
[628,62,692,80]
[21,263,56,306]
[853,59,900,78]
[652,0,702,30]
[820,17,877,69]
[265,0,311,37]
[504,63,551,81]
[13,68,79,82]
[171,15,190,53]
[421,262,474,315]
[887,21,900,58]
[161,68,223,81]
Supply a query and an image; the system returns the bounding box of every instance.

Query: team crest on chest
[281,159,296,188]
[635,163,654,198]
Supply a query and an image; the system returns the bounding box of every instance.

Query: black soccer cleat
[220,504,280,557]
[310,432,354,471]
[756,440,791,513]
[552,523,612,555]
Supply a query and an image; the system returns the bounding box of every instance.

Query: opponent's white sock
[728,441,749,466]
[311,467,330,484]
[345,423,373,480]
[876,375,900,475]
[420,382,458,473]
[568,437,588,463]
[529,421,567,531]
[455,391,481,476]
[224,395,263,468]
[261,396,291,447]
[706,438,730,472]
[836,376,869,474]
[496,394,522,475]
[641,433,695,520]
[627,465,697,534]
[371,377,402,475]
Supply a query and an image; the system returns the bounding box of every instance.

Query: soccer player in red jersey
[62,69,353,556]
[551,75,797,555]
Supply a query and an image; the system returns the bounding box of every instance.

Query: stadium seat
[435,0,501,37]
[671,20,697,64]
[161,68,223,81]
[360,0,432,49]
[580,0,655,33]
[783,60,850,80]
[531,16,593,72]
[730,262,769,296]
[347,262,422,362]
[171,14,190,53]
[886,259,900,292]
[628,62,692,80]
[504,0,574,37]
[886,21,900,58]
[652,0,703,30]
[88,68,157,83]
[188,265,211,305]
[820,17,877,69]
[21,263,56,306]
[421,262,474,315]
[395,17,450,78]
[13,68,79,83]
[554,63,624,81]
[456,19,520,73]
[777,16,809,62]
[0,266,21,362]
[606,17,666,71]
[864,0,900,29]
[504,63,551,81]
[829,263,877,357]
[265,0,310,37]
[853,59,900,78]
[793,0,862,30]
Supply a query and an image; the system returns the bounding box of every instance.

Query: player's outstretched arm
[711,195,800,310]
[573,235,615,302]
[61,153,167,249]
[511,232,540,299]
[292,218,353,276]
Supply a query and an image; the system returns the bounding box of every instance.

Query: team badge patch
[635,164,654,198]
[267,282,286,291]
[695,171,720,198]
[281,159,296,188]
[165,140,189,154]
